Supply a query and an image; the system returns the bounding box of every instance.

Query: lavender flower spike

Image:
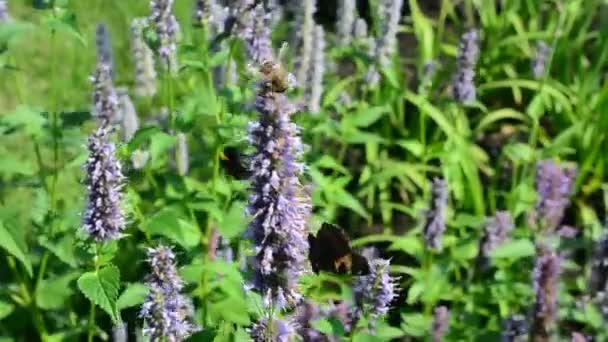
[117,88,139,141]
[130,18,157,97]
[295,0,316,90]
[431,306,449,342]
[82,125,126,241]
[589,223,608,318]
[193,0,227,33]
[533,159,577,233]
[423,178,448,250]
[247,3,273,64]
[307,25,325,113]
[452,29,480,104]
[246,67,311,309]
[532,41,551,79]
[249,317,298,342]
[149,0,180,74]
[0,1,10,23]
[375,0,403,68]
[92,63,119,125]
[353,258,398,321]
[501,314,528,342]
[530,243,561,342]
[481,211,514,258]
[141,245,199,341]
[336,0,356,45]
[96,23,114,74]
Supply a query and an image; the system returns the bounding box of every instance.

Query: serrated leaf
[77,265,121,323]
[36,273,78,310]
[490,239,535,260]
[0,222,32,277]
[116,283,148,311]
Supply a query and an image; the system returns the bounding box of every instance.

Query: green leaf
[490,239,535,261]
[216,202,247,239]
[143,207,201,248]
[353,333,384,342]
[389,236,423,257]
[376,322,405,339]
[148,132,178,163]
[400,313,430,337]
[39,235,77,268]
[0,300,15,320]
[333,188,369,220]
[346,105,388,128]
[0,106,47,138]
[41,10,86,46]
[77,265,121,323]
[0,154,35,178]
[311,319,334,335]
[116,283,148,311]
[0,222,32,277]
[36,273,78,310]
[209,297,250,325]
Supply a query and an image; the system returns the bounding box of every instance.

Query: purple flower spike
[353,258,398,321]
[96,23,114,75]
[452,29,480,104]
[82,125,126,242]
[533,159,577,233]
[501,314,528,342]
[245,69,311,309]
[0,1,10,23]
[530,243,561,341]
[130,18,157,97]
[481,211,514,258]
[248,4,273,64]
[249,317,297,342]
[532,42,551,79]
[141,245,199,341]
[92,63,119,125]
[149,0,180,74]
[431,306,449,342]
[423,178,449,250]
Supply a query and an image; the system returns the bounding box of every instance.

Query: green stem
[87,245,100,342]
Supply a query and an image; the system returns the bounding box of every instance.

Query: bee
[308,223,370,275]
[258,42,295,93]
[259,60,291,93]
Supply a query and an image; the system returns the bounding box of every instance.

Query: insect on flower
[308,223,370,275]
[258,42,295,94]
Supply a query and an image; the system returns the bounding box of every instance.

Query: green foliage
[0,0,607,340]
[77,265,121,323]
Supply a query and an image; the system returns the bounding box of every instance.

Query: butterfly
[308,223,370,275]
[220,146,250,180]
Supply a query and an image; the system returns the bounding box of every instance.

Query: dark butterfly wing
[308,233,321,273]
[308,223,367,275]
[220,146,250,179]
[351,253,371,275]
